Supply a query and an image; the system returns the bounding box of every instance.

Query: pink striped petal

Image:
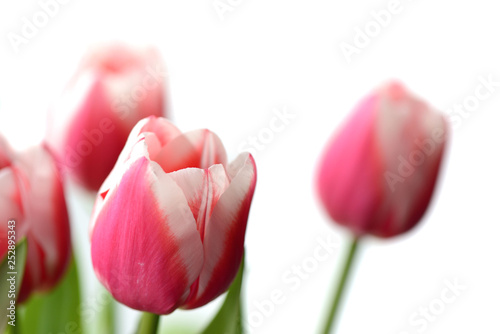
[90,119,179,236]
[169,165,230,242]
[373,84,448,236]
[91,157,204,314]
[184,153,256,309]
[14,145,71,301]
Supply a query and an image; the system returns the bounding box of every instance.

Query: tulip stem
[137,312,160,334]
[321,236,360,334]
[7,323,19,334]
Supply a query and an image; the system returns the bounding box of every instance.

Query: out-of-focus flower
[316,82,448,238]
[46,44,167,191]
[90,116,257,314]
[0,135,71,302]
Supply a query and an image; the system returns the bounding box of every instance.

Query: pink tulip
[0,136,71,302]
[46,44,167,191]
[316,82,448,238]
[90,116,257,314]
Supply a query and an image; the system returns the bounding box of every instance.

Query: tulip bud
[46,44,167,191]
[0,136,71,302]
[90,116,257,314]
[316,82,448,238]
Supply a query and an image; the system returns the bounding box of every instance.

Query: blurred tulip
[0,136,71,302]
[46,44,167,191]
[90,116,257,314]
[316,82,448,238]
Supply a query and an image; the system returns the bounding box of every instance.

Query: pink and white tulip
[90,116,257,314]
[46,44,167,191]
[316,82,448,238]
[0,136,71,302]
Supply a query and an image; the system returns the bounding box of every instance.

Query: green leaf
[201,254,245,334]
[19,254,81,334]
[0,238,28,333]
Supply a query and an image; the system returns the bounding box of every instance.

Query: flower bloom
[46,44,167,191]
[0,136,71,302]
[90,116,257,314]
[316,82,448,238]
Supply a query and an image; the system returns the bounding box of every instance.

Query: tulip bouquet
[1,43,449,334]
[1,44,258,334]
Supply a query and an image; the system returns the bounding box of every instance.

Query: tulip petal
[90,131,161,236]
[375,88,448,236]
[83,45,165,129]
[184,153,256,309]
[0,168,25,260]
[169,165,230,241]
[14,146,71,299]
[51,76,130,190]
[0,135,13,169]
[97,116,181,182]
[0,167,40,304]
[83,44,147,72]
[316,94,382,236]
[154,129,227,173]
[138,116,182,147]
[91,158,204,314]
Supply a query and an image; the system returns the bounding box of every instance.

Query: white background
[1,0,499,333]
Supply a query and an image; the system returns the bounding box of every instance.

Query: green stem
[136,312,160,334]
[321,236,361,334]
[7,323,19,334]
[99,289,115,334]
